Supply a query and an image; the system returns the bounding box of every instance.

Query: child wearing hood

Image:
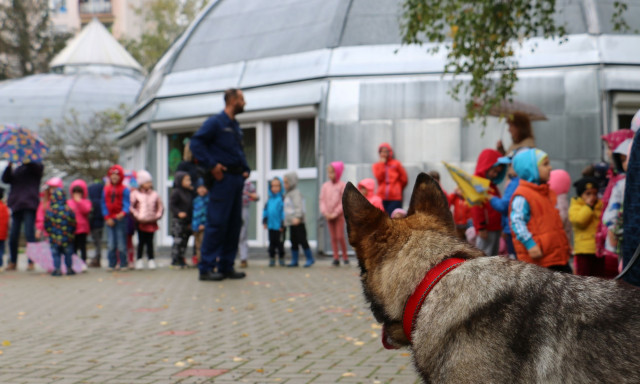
[130,170,164,270]
[36,177,65,240]
[283,172,314,267]
[471,149,506,256]
[489,151,521,258]
[102,165,131,271]
[510,149,571,272]
[596,129,635,277]
[569,177,603,276]
[602,139,632,258]
[44,189,76,276]
[191,178,209,266]
[67,179,92,265]
[263,177,286,267]
[170,171,193,268]
[549,169,573,245]
[372,143,408,216]
[320,161,348,266]
[357,178,385,212]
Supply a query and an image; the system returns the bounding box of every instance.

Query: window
[243,127,256,171]
[271,121,287,169]
[168,132,192,181]
[298,118,316,168]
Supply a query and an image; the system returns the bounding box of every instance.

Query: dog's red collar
[402,257,466,343]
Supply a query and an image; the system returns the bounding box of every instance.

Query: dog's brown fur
[343,172,640,384]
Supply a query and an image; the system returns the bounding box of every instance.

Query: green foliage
[401,0,567,121]
[612,1,638,33]
[40,105,128,181]
[120,0,206,72]
[0,0,72,79]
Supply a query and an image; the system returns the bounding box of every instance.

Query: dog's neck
[402,257,467,343]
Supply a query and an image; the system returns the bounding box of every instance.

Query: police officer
[190,88,250,281]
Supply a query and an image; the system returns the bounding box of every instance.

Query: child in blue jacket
[263,177,285,267]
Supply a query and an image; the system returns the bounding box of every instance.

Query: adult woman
[497,112,536,155]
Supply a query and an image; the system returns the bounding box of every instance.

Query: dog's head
[343,172,482,348]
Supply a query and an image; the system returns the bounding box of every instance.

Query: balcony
[79,0,112,15]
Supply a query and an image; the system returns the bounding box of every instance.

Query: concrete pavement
[0,253,419,383]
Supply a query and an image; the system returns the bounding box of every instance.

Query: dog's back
[414,256,640,384]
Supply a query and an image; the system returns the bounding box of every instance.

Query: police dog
[342,173,640,384]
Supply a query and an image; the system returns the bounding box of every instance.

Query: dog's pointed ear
[342,182,388,244]
[407,173,455,227]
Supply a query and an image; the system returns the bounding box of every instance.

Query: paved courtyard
[0,253,419,383]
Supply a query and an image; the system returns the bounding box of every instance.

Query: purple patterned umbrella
[26,242,86,274]
[0,123,48,164]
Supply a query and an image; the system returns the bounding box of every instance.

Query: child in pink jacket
[320,161,348,266]
[36,177,65,240]
[357,178,385,212]
[67,179,92,264]
[130,170,164,270]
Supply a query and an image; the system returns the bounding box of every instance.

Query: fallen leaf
[342,372,356,377]
[401,352,411,357]
[96,305,103,309]
[2,341,10,347]
[286,308,294,313]
[232,356,245,362]
[17,312,25,316]
[370,332,378,338]
[175,361,185,367]
[371,323,382,330]
[160,321,168,326]
[256,368,264,373]
[241,333,249,337]
[354,341,364,346]
[287,298,296,302]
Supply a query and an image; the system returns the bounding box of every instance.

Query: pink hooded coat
[67,179,92,234]
[357,178,385,211]
[319,161,346,219]
[36,177,65,234]
[130,184,164,233]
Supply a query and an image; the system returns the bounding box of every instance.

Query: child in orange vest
[509,149,572,272]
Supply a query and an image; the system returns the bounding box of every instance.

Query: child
[44,189,76,276]
[101,165,131,271]
[124,175,138,268]
[602,139,632,260]
[170,171,193,268]
[372,143,408,216]
[549,169,573,245]
[87,180,105,268]
[0,188,9,270]
[510,148,572,272]
[36,177,64,241]
[569,177,603,276]
[263,177,286,267]
[191,178,209,267]
[391,208,407,219]
[67,180,92,266]
[596,130,635,277]
[489,151,522,258]
[449,189,471,240]
[472,149,506,256]
[320,161,348,266]
[239,179,259,268]
[357,178,385,211]
[284,172,314,267]
[130,170,164,270]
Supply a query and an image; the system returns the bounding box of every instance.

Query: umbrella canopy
[488,99,548,121]
[443,162,490,206]
[0,123,48,164]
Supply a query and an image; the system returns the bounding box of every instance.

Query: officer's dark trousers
[199,173,244,274]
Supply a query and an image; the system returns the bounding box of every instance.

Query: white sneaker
[148,259,157,270]
[135,259,144,270]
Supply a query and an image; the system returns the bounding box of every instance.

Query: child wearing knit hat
[130,170,164,270]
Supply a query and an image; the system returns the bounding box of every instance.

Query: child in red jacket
[67,179,92,265]
[372,143,408,216]
[471,149,506,255]
[0,188,9,270]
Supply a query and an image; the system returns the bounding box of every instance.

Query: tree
[121,0,206,72]
[40,106,127,181]
[0,0,72,79]
[400,0,632,121]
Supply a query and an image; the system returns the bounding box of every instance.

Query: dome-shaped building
[0,19,144,134]
[121,0,640,249]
